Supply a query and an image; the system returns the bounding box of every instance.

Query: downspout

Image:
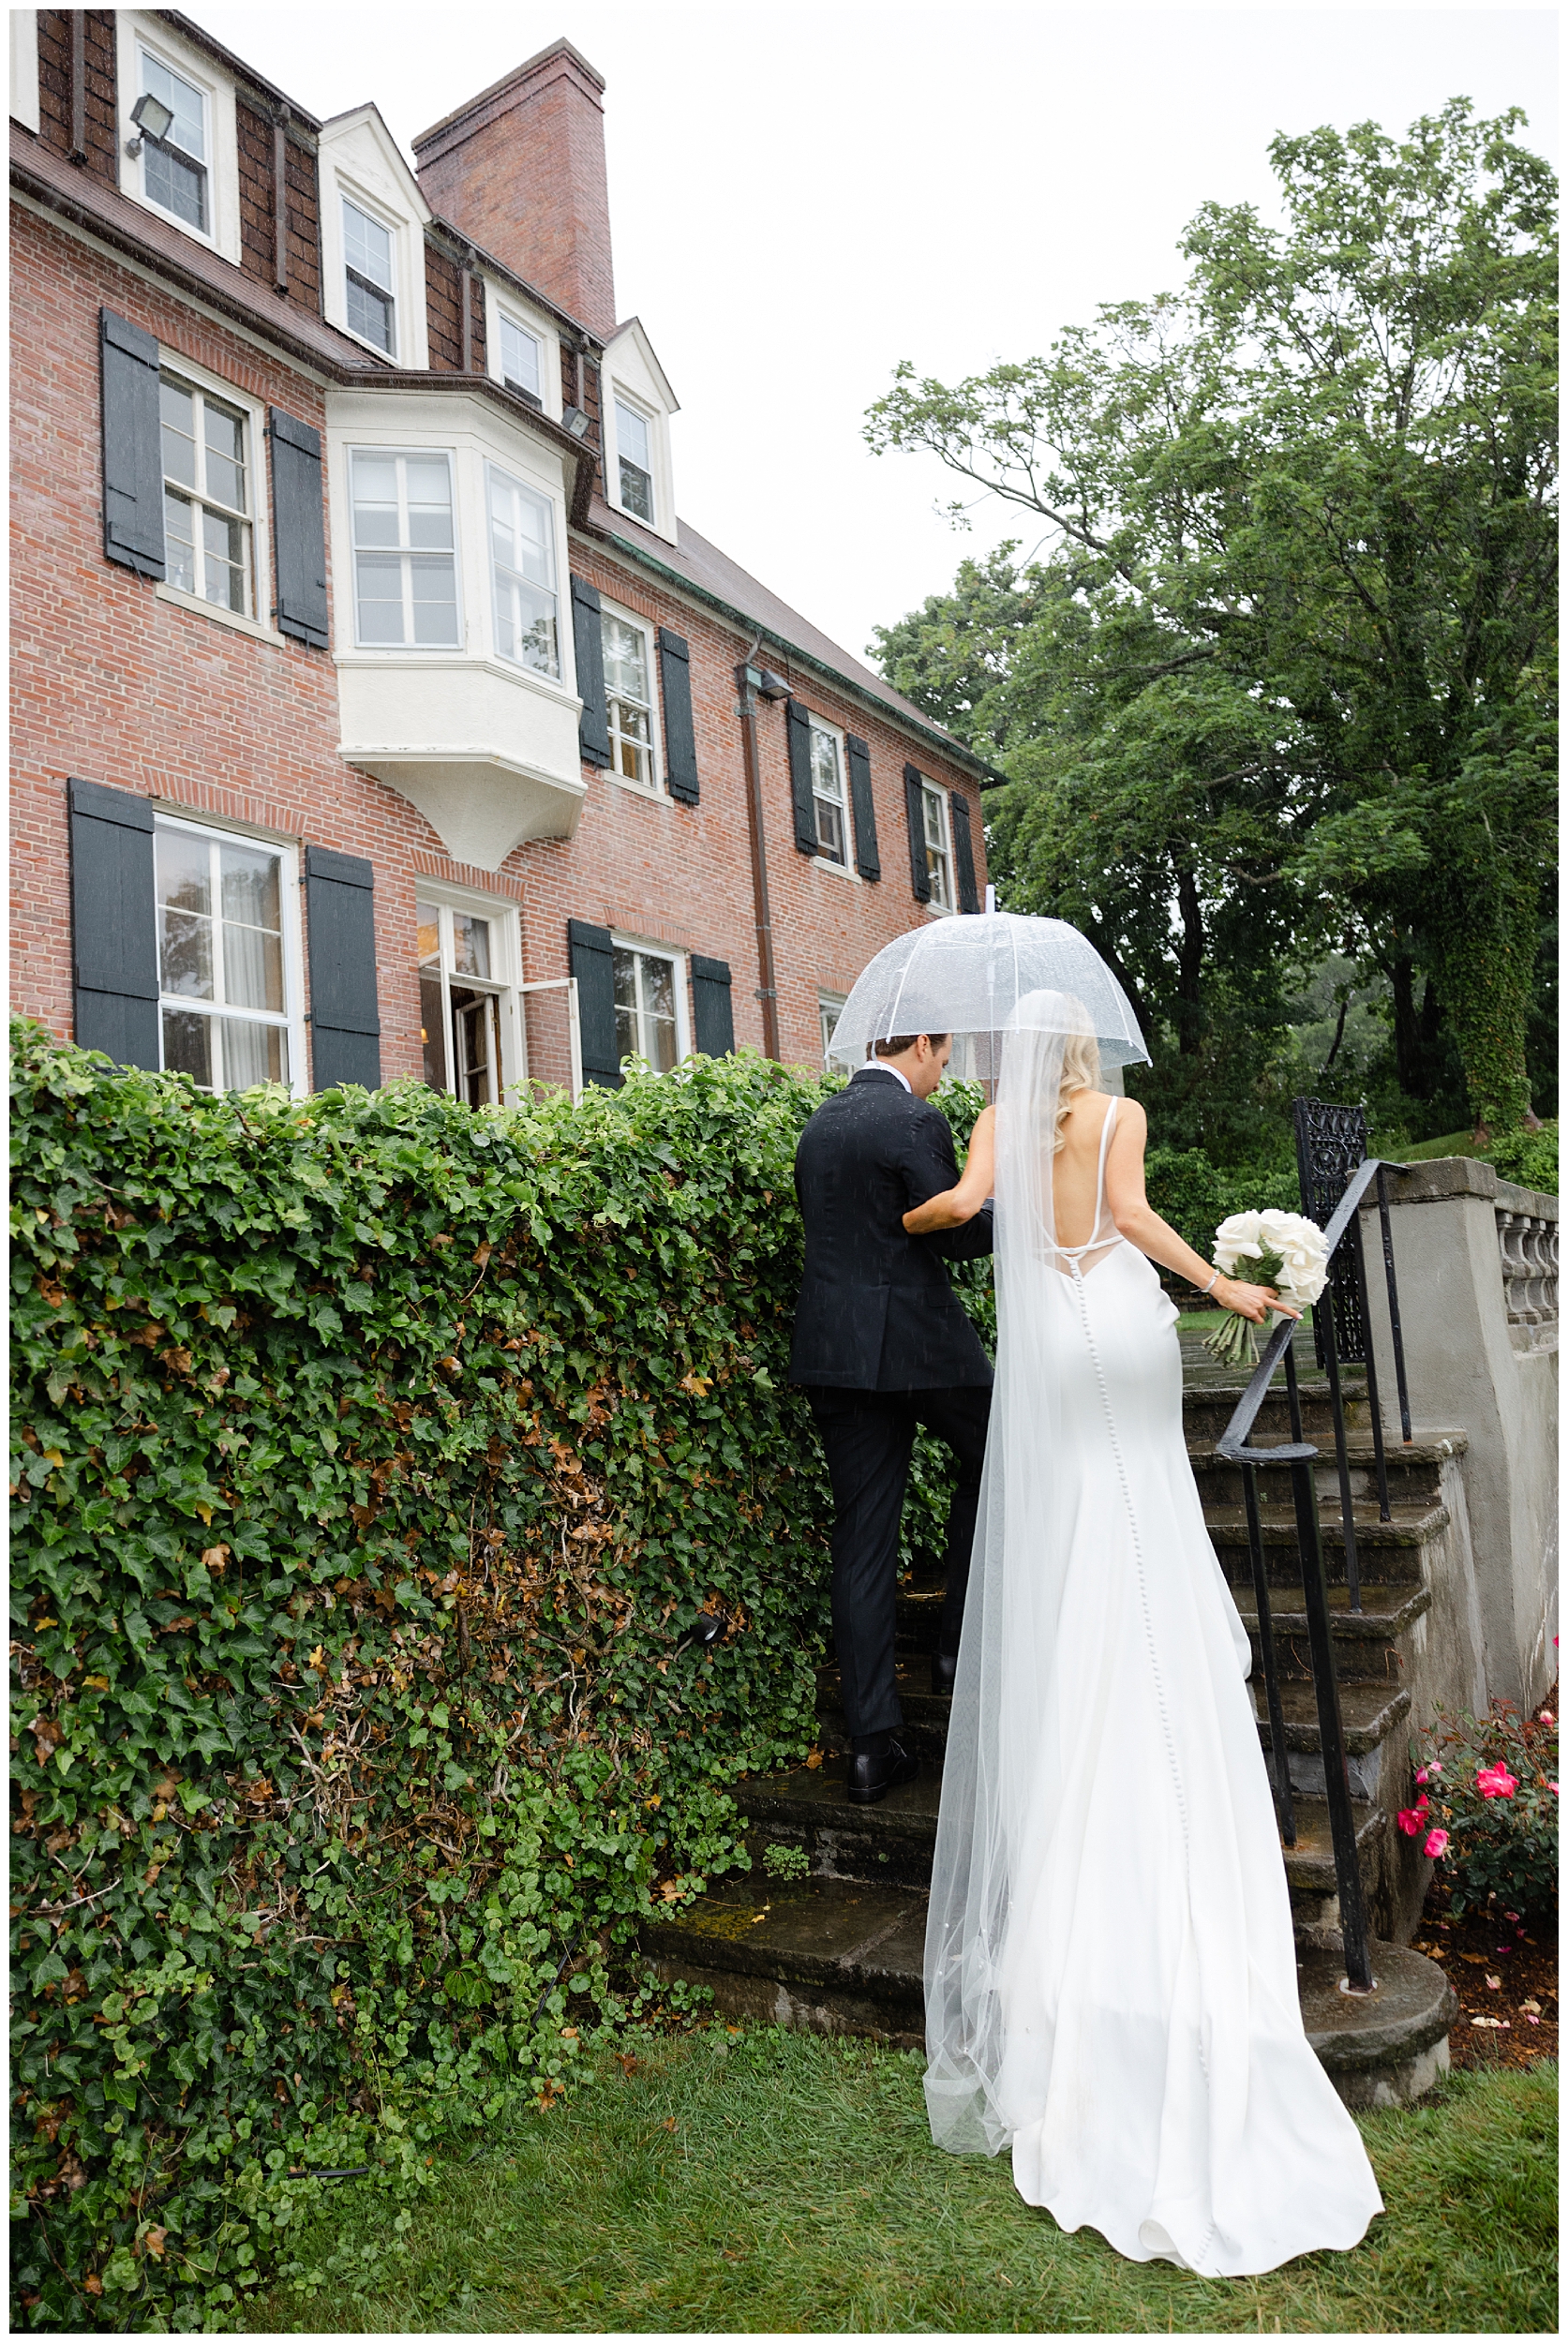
[735,663,781,1061]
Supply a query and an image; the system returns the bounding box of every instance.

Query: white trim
[608,932,691,1069]
[485,286,560,423]
[597,592,664,797]
[414,880,525,1108]
[117,14,241,265]
[152,812,306,1097]
[818,991,848,1071]
[318,109,430,371]
[9,11,39,134]
[155,584,286,645]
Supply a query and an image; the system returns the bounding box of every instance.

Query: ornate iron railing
[1216,1155,1412,1996]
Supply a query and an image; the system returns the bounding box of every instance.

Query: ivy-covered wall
[13,1033,1000,2326]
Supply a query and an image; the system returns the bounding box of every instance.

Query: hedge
[13,1022,1292,2325]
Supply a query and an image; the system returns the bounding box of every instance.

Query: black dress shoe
[931,1649,958,1696]
[845,1736,919,1806]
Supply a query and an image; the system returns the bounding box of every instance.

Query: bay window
[487,464,559,676]
[351,449,459,647]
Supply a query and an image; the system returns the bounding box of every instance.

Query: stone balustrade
[1496,1202,1560,1347]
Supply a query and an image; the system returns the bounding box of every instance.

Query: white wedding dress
[923,1001,1382,2276]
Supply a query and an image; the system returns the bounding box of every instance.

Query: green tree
[868,100,1557,1134]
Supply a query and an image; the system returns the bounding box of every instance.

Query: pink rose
[1423,1828,1449,1858]
[1539,1710,1554,1727]
[1397,1796,1430,1837]
[1475,1764,1518,1799]
[1414,1767,1429,1784]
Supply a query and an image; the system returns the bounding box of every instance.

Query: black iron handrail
[1215,1156,1411,1996]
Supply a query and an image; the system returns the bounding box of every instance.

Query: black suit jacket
[789,1067,994,1391]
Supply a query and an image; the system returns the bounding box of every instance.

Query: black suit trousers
[808,1383,993,1740]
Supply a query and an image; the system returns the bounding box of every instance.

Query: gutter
[590,524,996,785]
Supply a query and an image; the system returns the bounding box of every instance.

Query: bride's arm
[903,1106,995,1233]
[1104,1100,1299,1324]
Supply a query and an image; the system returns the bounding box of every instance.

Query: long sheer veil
[923,988,1102,2151]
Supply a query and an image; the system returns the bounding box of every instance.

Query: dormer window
[138,48,208,231]
[498,313,543,404]
[615,397,654,523]
[343,199,396,356]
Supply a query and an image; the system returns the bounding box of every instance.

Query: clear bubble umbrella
[827,911,1150,1082]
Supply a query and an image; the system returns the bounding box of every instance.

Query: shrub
[1483,1120,1559,1198]
[1409,1702,1560,1917]
[7,1025,993,2328]
[1142,1146,1302,1284]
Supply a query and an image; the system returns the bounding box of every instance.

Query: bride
[903,989,1382,2276]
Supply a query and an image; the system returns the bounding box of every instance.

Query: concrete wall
[1360,1159,1559,1711]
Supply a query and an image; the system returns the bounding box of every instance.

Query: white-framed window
[497,312,544,403]
[416,893,522,1108]
[155,815,302,1093]
[343,196,396,356]
[819,992,846,1069]
[136,43,209,234]
[809,716,850,867]
[921,780,954,911]
[160,370,252,615]
[487,463,559,677]
[601,604,660,791]
[350,448,459,648]
[613,940,685,1072]
[614,396,655,524]
[11,12,41,135]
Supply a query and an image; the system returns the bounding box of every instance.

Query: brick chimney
[412,39,615,340]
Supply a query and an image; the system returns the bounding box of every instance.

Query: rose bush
[1411,1701,1559,1918]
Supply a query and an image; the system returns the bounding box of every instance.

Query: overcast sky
[188,4,1558,669]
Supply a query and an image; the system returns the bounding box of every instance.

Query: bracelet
[1200,1269,1220,1296]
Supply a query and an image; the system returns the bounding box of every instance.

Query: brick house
[10,12,990,1103]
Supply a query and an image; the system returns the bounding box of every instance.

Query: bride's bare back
[1051,1088,1117,1252]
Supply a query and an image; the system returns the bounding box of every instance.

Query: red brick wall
[11,204,985,1097]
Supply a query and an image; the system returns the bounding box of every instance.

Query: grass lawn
[245,2030,1557,2336]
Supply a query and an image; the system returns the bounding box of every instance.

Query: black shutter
[100,309,165,578]
[657,627,700,805]
[68,777,159,1067]
[903,764,932,903]
[269,409,329,648]
[568,918,620,1088]
[845,734,880,881]
[786,698,817,855]
[950,790,979,913]
[305,846,381,1090]
[691,955,734,1057]
[570,575,611,767]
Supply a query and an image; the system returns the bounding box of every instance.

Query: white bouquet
[1202,1208,1331,1369]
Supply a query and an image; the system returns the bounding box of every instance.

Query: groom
[790,1031,994,1805]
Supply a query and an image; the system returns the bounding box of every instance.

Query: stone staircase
[643,1370,1458,2105]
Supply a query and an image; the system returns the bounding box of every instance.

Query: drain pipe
[735,659,784,1060]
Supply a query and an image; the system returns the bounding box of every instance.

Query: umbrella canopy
[827,912,1150,1081]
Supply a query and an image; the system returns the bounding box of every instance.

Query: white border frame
[487,291,560,422]
[610,931,691,1069]
[117,14,241,264]
[152,810,306,1096]
[598,593,665,798]
[155,343,282,642]
[414,879,526,1107]
[329,178,410,364]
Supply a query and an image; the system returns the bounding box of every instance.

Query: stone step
[1190,1433,1464,1513]
[735,1754,1385,1917]
[1180,1376,1367,1442]
[642,1877,1456,2108]
[1232,1578,1431,1680]
[1252,1680,1411,1804]
[1207,1500,1446,1588]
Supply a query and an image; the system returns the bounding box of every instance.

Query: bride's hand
[1216,1276,1301,1325]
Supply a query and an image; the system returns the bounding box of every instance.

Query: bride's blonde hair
[1053,1030,1103,1153]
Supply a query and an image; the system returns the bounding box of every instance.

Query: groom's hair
[873,1032,950,1059]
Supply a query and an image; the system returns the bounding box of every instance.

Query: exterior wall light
[561,405,591,439]
[127,90,174,158]
[755,670,790,701]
